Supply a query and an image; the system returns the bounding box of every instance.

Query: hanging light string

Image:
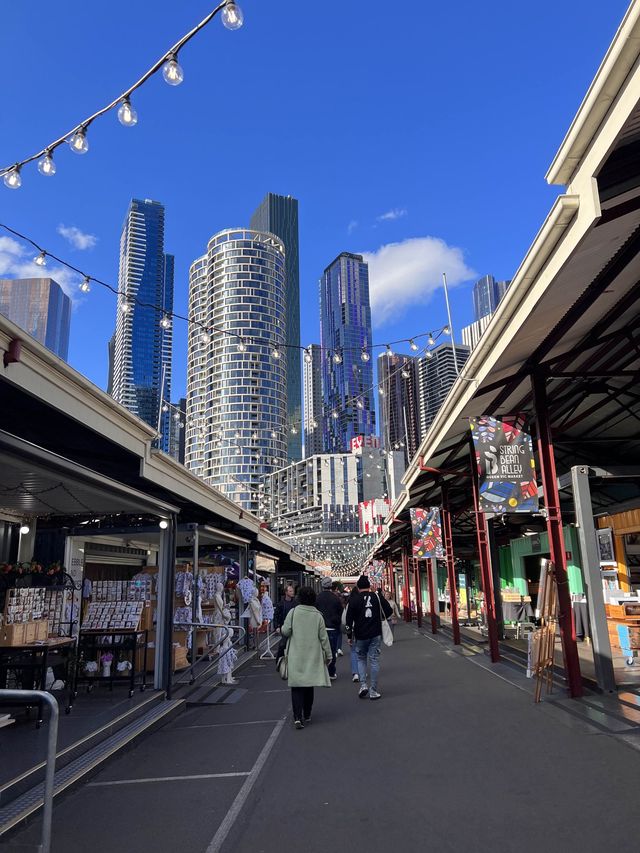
[0,223,452,361]
[1,1,244,186]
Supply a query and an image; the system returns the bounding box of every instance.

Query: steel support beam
[571,465,617,693]
[413,558,423,627]
[441,485,461,645]
[427,558,438,634]
[469,439,500,662]
[401,544,412,621]
[157,513,177,694]
[532,372,583,698]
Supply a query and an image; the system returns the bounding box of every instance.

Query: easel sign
[531,559,558,703]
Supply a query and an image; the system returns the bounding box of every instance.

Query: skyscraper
[417,343,470,436]
[111,199,174,451]
[472,274,510,321]
[377,352,420,463]
[320,252,375,452]
[303,343,324,457]
[185,229,287,514]
[0,277,70,359]
[250,193,301,462]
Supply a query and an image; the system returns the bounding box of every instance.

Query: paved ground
[8,624,640,853]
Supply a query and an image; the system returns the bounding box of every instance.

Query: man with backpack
[345,575,393,700]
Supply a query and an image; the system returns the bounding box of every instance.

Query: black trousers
[291,686,314,721]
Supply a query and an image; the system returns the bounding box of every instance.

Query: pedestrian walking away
[344,586,360,681]
[385,590,401,635]
[346,575,393,700]
[315,577,343,679]
[281,586,333,729]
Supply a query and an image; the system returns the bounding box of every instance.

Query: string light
[160,314,172,329]
[34,251,46,267]
[332,349,343,365]
[237,337,247,352]
[271,345,281,360]
[121,299,133,314]
[401,366,411,379]
[409,338,418,351]
[361,347,370,362]
[304,347,312,364]
[79,277,91,293]
[386,344,394,357]
[1,2,244,185]
[199,331,211,344]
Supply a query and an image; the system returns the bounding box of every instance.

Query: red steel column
[441,486,460,645]
[532,371,582,698]
[469,440,501,663]
[388,560,396,599]
[427,558,438,634]
[401,545,412,621]
[413,558,423,627]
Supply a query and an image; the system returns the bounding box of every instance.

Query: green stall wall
[499,527,584,596]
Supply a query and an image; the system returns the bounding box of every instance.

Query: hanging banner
[470,415,538,513]
[369,559,385,587]
[410,508,444,559]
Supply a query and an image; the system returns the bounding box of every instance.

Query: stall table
[75,629,148,697]
[0,637,76,723]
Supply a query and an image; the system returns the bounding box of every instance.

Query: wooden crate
[0,623,27,646]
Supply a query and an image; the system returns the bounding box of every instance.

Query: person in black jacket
[346,575,392,700]
[274,584,296,632]
[315,577,343,679]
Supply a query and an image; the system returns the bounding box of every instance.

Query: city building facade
[167,397,186,464]
[461,315,493,351]
[250,193,302,462]
[303,343,324,457]
[417,343,470,436]
[111,199,174,451]
[472,274,509,321]
[0,277,70,360]
[185,229,287,514]
[377,352,420,462]
[320,252,375,452]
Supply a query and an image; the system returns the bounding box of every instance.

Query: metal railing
[0,689,59,853]
[172,622,246,686]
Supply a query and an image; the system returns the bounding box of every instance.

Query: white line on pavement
[88,772,250,787]
[172,719,281,731]
[205,718,286,853]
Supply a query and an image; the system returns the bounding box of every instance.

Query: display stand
[532,560,558,703]
[259,625,276,660]
[75,629,148,697]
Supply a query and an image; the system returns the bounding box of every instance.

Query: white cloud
[347,219,359,234]
[0,235,79,300]
[376,208,407,222]
[57,224,97,250]
[362,236,476,325]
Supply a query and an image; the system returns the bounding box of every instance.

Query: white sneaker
[337,649,344,657]
[369,688,381,700]
[352,673,359,682]
[51,680,65,691]
[358,684,369,699]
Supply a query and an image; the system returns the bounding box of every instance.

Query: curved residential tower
[185,229,288,514]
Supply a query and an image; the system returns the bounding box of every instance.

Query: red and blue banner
[409,508,444,559]
[470,415,538,513]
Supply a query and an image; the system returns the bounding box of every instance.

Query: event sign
[470,415,538,513]
[409,507,444,559]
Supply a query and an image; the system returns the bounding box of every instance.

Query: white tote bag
[377,594,393,647]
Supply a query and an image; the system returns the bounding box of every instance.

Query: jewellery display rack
[75,628,149,697]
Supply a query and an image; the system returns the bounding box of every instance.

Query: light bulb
[409,338,418,351]
[222,0,244,30]
[386,344,394,357]
[356,399,364,410]
[34,251,46,267]
[271,430,277,438]
[121,299,133,314]
[331,410,339,420]
[443,324,451,335]
[332,350,342,364]
[425,350,434,359]
[178,422,184,429]
[38,151,56,176]
[428,334,435,346]
[401,367,410,379]
[291,425,298,435]
[162,403,169,413]
[20,524,30,535]
[199,331,211,344]
[378,386,385,395]
[160,314,171,329]
[237,338,247,352]
[310,419,317,429]
[361,348,370,362]
[163,55,184,86]
[159,519,169,530]
[68,127,89,154]
[3,166,21,189]
[79,277,91,293]
[173,411,181,421]
[271,346,281,359]
[304,348,312,364]
[117,97,138,127]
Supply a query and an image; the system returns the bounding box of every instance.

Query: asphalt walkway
[8,624,640,853]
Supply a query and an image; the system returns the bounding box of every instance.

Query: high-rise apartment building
[250,193,302,462]
[473,274,509,321]
[111,199,174,452]
[320,252,375,452]
[377,353,420,462]
[0,277,70,359]
[185,229,287,514]
[167,397,186,464]
[303,343,324,458]
[417,343,470,436]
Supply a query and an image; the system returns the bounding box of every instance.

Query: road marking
[88,772,250,787]
[173,719,281,731]
[261,689,289,693]
[205,718,285,853]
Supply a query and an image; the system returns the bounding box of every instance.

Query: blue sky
[0,0,630,399]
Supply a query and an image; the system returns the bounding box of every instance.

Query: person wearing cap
[345,575,393,700]
[315,576,344,679]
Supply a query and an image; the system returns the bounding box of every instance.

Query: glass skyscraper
[185,229,287,514]
[320,252,375,452]
[473,274,510,321]
[303,343,324,457]
[0,277,70,360]
[250,193,302,462]
[378,352,420,463]
[111,199,174,452]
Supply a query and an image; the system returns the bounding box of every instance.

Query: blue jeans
[350,642,359,675]
[327,629,339,677]
[356,636,382,690]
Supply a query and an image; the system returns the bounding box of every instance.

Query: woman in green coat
[281,586,332,729]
